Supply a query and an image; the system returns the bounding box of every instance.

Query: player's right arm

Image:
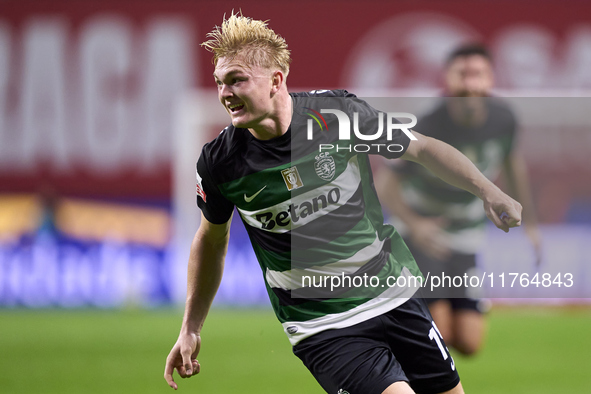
[164,213,231,390]
[376,167,451,261]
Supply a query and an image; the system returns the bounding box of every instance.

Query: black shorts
[293,296,460,394]
[405,239,487,313]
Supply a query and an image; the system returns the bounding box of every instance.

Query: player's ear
[270,70,284,94]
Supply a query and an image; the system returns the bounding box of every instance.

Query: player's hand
[482,187,522,233]
[164,332,201,390]
[408,216,452,262]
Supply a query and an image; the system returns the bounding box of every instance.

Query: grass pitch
[0,305,589,393]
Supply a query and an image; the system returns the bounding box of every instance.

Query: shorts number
[428,321,455,371]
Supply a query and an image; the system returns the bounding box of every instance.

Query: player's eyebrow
[213,69,247,81]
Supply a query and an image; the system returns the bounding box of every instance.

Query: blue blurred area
[0,201,270,308]
[0,228,173,308]
[566,201,591,224]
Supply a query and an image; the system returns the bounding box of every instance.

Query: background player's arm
[401,132,522,232]
[164,213,231,390]
[376,168,451,260]
[502,150,542,264]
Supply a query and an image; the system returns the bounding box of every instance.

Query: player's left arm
[502,150,542,263]
[400,131,522,232]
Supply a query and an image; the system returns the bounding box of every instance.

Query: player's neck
[248,92,292,140]
[446,96,488,128]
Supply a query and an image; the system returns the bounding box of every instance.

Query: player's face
[214,55,276,129]
[445,55,494,97]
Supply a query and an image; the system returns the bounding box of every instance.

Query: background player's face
[444,54,494,97]
[214,54,276,129]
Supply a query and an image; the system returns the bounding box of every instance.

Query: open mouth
[228,103,245,113]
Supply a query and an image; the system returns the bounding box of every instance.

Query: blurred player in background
[164,16,524,393]
[377,44,541,356]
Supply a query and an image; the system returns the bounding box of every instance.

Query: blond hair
[201,13,291,74]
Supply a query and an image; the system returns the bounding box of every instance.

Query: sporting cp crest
[314,152,336,181]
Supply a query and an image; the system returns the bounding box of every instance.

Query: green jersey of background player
[164,14,522,394]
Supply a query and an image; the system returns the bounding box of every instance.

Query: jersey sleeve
[389,109,440,176]
[196,153,235,224]
[347,97,412,159]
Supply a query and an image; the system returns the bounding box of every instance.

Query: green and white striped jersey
[196,90,421,345]
[390,97,516,254]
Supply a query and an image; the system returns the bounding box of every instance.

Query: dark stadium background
[1,1,590,393]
